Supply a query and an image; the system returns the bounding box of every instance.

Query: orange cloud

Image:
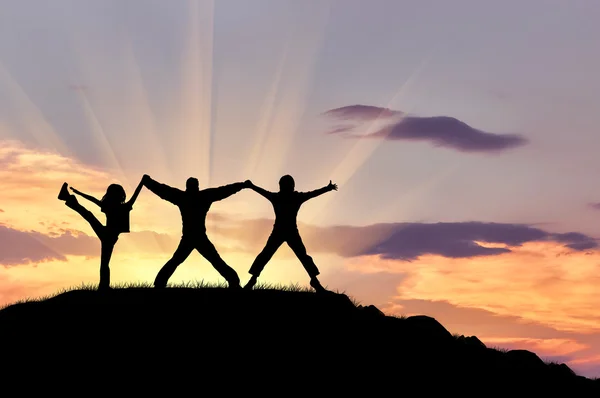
[0,139,181,236]
[481,337,589,357]
[343,241,600,334]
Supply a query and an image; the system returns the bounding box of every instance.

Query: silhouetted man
[244,175,337,293]
[142,174,251,288]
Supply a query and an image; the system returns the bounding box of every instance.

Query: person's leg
[245,231,284,290]
[98,236,118,290]
[154,238,194,288]
[63,193,105,238]
[286,229,326,293]
[60,185,114,289]
[197,235,241,288]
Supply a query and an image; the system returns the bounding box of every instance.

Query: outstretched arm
[125,177,145,208]
[203,180,251,202]
[142,175,182,204]
[248,182,275,201]
[301,180,338,201]
[70,187,102,207]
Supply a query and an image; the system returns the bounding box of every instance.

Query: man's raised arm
[248,182,275,201]
[301,180,338,202]
[204,180,251,202]
[142,175,182,204]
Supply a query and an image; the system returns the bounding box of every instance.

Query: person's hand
[142,174,151,184]
[244,180,252,188]
[69,187,79,194]
[328,180,338,191]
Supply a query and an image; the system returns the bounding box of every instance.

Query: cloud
[0,209,4,212]
[383,297,600,378]
[0,224,66,265]
[345,243,600,334]
[0,139,182,235]
[588,202,600,210]
[213,218,598,261]
[323,105,402,120]
[323,105,528,153]
[0,221,196,267]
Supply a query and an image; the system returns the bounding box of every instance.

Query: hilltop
[0,284,597,394]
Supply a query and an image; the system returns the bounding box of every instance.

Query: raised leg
[63,194,105,239]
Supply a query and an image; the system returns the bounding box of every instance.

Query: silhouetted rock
[506,349,547,371]
[548,362,577,378]
[404,315,454,344]
[0,287,597,395]
[457,335,487,350]
[357,304,385,318]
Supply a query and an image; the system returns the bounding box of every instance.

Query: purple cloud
[323,105,402,120]
[0,225,67,266]
[325,125,356,135]
[326,222,596,260]
[323,105,528,153]
[212,218,598,261]
[0,224,185,266]
[588,202,600,210]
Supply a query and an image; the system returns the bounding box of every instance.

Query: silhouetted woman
[57,177,145,290]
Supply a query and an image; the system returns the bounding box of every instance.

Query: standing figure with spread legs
[244,175,337,293]
[142,174,251,288]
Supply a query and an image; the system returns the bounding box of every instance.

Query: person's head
[101,184,126,206]
[279,175,295,193]
[186,177,199,192]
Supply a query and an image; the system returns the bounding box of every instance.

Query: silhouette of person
[142,174,250,288]
[58,178,145,290]
[244,175,338,293]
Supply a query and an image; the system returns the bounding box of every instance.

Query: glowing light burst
[242,1,333,184]
[119,36,172,181]
[0,61,71,157]
[177,0,215,188]
[73,87,130,188]
[243,39,291,180]
[301,53,437,227]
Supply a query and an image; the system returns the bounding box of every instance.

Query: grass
[0,279,372,312]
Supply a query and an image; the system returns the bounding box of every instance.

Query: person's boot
[310,277,327,294]
[58,182,71,201]
[244,275,258,290]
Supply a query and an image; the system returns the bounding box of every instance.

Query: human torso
[272,192,303,230]
[102,203,131,235]
[178,192,211,236]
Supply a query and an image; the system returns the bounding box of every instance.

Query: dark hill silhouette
[0,286,598,394]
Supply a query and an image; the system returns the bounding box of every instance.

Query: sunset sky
[1,0,600,377]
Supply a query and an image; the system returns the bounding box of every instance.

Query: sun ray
[302,51,438,226]
[73,88,130,189]
[0,61,71,157]
[244,1,333,185]
[120,36,172,181]
[243,39,291,180]
[176,0,215,187]
[116,36,178,256]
